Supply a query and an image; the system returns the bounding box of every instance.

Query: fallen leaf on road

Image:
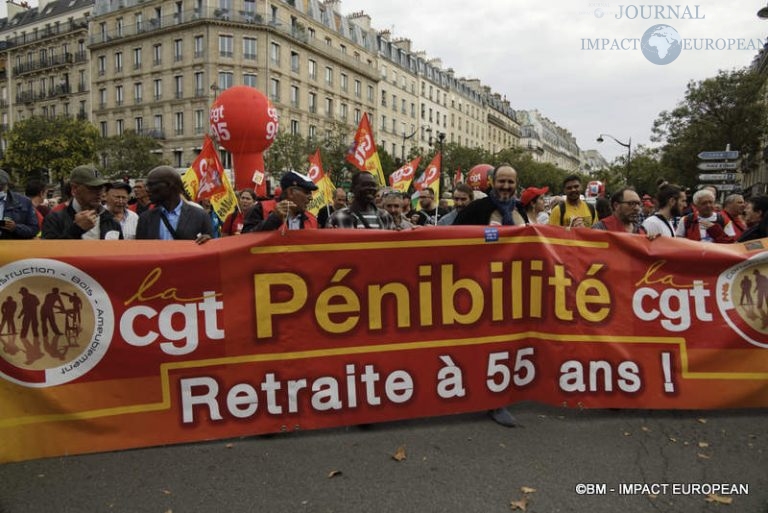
[327,470,342,478]
[392,445,407,462]
[668,437,677,442]
[225,443,234,449]
[705,494,733,505]
[520,486,536,494]
[697,453,711,459]
[161,489,172,495]
[648,494,658,499]
[509,496,528,511]
[623,432,632,436]
[698,441,710,448]
[641,426,651,432]
[697,418,707,424]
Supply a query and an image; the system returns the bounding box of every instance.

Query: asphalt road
[0,402,766,513]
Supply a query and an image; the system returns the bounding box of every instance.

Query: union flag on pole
[415,153,441,200]
[453,166,463,187]
[305,149,337,216]
[389,157,421,193]
[346,113,385,185]
[182,135,238,221]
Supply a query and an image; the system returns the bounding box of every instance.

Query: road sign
[714,183,740,191]
[697,162,739,171]
[697,173,738,181]
[698,150,740,160]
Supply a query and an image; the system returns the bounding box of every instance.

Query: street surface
[0,402,766,513]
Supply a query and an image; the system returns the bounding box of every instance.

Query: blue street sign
[698,151,740,160]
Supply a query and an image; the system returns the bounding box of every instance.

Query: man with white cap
[42,165,123,240]
[0,169,39,239]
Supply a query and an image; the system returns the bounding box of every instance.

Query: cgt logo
[120,268,225,356]
[716,252,768,349]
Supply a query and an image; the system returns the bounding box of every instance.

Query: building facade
[0,0,565,177]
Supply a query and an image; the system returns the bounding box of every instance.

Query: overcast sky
[2,1,765,162]
[343,0,768,162]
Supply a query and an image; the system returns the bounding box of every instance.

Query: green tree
[97,130,166,178]
[652,67,767,188]
[264,130,311,179]
[2,116,99,184]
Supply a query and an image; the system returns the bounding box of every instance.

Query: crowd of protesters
[1,163,768,244]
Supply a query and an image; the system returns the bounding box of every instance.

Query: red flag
[389,157,421,193]
[453,167,463,187]
[346,113,385,185]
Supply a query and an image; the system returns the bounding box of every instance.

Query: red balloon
[467,164,494,191]
[210,86,279,195]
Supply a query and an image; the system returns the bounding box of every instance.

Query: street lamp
[597,133,632,183]
[401,126,418,162]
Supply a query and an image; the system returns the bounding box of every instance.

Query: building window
[325,98,333,118]
[340,103,348,121]
[340,73,348,91]
[244,37,257,60]
[367,85,374,101]
[354,108,361,125]
[174,39,183,61]
[115,85,124,106]
[290,85,299,107]
[218,71,233,90]
[243,73,257,88]
[134,82,143,103]
[154,114,163,132]
[194,36,204,58]
[132,47,142,69]
[174,112,184,135]
[270,42,280,65]
[308,92,316,113]
[308,59,317,80]
[116,119,124,136]
[290,119,299,135]
[174,75,183,99]
[308,124,316,140]
[194,71,205,96]
[153,79,162,100]
[115,51,123,73]
[194,109,205,134]
[270,78,280,101]
[153,44,162,65]
[354,79,361,98]
[100,121,108,137]
[98,56,107,75]
[219,35,233,57]
[324,66,333,85]
[135,116,143,133]
[290,51,299,72]
[98,88,107,109]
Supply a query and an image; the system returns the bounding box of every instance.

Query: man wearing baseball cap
[42,165,123,240]
[249,170,319,231]
[0,169,39,239]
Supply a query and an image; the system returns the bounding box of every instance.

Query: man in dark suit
[136,166,213,244]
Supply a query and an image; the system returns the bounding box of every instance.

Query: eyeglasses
[619,201,642,207]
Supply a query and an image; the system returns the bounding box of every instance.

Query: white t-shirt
[642,214,676,238]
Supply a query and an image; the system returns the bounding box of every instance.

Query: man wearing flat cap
[42,165,123,240]
[0,169,39,239]
[249,170,319,231]
[105,182,139,239]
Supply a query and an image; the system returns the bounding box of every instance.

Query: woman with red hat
[520,186,549,224]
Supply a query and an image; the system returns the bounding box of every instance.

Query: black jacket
[42,203,123,240]
[0,191,39,239]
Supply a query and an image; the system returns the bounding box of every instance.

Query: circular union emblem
[716,252,768,349]
[0,259,114,387]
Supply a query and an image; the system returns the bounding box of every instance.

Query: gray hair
[692,188,715,205]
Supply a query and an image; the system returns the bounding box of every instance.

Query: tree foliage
[652,67,767,189]
[97,130,166,178]
[2,116,99,184]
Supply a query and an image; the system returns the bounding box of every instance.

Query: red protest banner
[0,227,766,462]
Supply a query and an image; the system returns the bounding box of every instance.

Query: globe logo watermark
[641,24,682,65]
